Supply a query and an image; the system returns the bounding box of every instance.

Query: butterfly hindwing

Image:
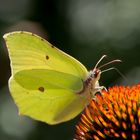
[10,69,87,124]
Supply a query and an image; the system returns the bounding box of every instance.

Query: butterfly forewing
[4,32,88,79]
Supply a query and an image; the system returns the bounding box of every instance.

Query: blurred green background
[0,0,140,140]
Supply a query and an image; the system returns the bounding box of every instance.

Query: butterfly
[4,31,121,124]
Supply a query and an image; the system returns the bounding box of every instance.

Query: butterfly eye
[93,69,100,78]
[93,72,98,78]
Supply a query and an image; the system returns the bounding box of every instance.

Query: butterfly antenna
[94,55,107,69]
[98,59,122,69]
[101,67,126,80]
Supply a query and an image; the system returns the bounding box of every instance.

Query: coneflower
[74,84,140,140]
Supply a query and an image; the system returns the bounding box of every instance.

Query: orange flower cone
[74,84,140,140]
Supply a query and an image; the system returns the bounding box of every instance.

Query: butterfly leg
[92,86,107,99]
[97,86,107,92]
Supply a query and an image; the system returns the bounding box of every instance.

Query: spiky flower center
[74,84,140,140]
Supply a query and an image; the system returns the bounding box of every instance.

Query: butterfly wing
[4,31,87,78]
[10,69,88,124]
[4,32,88,124]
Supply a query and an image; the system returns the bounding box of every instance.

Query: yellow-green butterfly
[4,31,120,125]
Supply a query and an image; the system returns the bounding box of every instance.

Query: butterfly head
[86,55,121,84]
[87,55,106,83]
[91,68,101,81]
